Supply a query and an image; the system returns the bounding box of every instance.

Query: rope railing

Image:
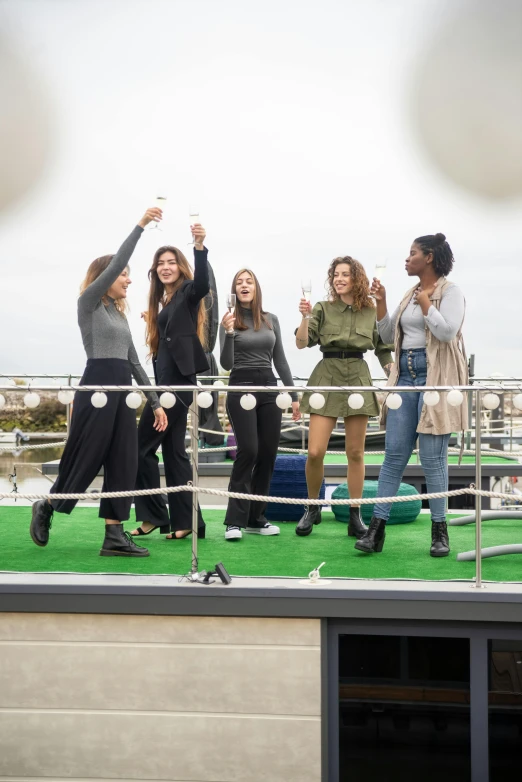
[0,483,516,505]
[2,382,522,588]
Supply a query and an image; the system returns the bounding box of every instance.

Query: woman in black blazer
[131,224,210,539]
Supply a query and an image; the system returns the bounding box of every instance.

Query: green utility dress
[300,299,393,418]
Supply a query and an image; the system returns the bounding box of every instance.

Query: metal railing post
[66,374,72,435]
[474,388,483,588]
[190,388,200,575]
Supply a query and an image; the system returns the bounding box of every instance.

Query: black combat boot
[100,524,150,557]
[30,500,54,547]
[347,506,368,539]
[354,516,386,553]
[295,505,322,537]
[430,521,450,557]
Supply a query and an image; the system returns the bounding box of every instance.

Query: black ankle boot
[347,506,368,539]
[100,524,150,557]
[30,499,54,547]
[354,516,386,553]
[296,505,322,537]
[430,521,450,557]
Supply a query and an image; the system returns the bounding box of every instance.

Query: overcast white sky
[1,0,521,383]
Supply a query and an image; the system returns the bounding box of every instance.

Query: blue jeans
[373,348,450,522]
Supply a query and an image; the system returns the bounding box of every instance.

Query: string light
[197,391,214,409]
[159,392,176,409]
[91,392,108,408]
[276,392,293,410]
[309,393,325,409]
[240,393,256,410]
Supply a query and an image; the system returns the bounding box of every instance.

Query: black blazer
[163,247,210,377]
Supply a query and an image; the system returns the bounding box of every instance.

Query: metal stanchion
[510,393,513,453]
[302,413,306,452]
[190,388,200,575]
[66,374,72,434]
[474,388,483,588]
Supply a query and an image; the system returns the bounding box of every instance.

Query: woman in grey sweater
[220,269,300,540]
[29,207,167,558]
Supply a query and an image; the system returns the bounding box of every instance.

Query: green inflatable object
[331,480,421,525]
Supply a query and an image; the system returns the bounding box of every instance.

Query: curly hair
[414,233,454,276]
[326,256,374,311]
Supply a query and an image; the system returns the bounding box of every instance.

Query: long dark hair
[231,268,272,331]
[145,245,207,358]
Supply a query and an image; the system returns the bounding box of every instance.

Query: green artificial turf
[159,453,513,465]
[322,454,513,465]
[1,507,521,582]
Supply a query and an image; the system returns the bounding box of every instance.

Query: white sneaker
[225,525,243,540]
[245,522,280,536]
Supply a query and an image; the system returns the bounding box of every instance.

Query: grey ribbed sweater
[219,309,297,401]
[77,225,159,409]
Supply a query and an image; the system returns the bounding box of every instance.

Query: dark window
[339,634,471,782]
[489,640,522,782]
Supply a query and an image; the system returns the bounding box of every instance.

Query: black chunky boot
[295,505,322,537]
[354,516,386,553]
[100,523,150,557]
[430,521,450,557]
[30,500,54,547]
[347,506,368,539]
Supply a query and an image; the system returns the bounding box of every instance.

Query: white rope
[0,484,517,505]
[0,440,67,453]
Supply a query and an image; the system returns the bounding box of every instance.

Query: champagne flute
[148,196,166,230]
[374,258,387,284]
[226,293,236,313]
[188,205,200,244]
[301,278,312,319]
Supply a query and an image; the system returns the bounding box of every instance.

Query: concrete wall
[0,613,321,782]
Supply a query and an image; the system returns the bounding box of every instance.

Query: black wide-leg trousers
[135,392,205,533]
[50,358,138,521]
[224,368,282,528]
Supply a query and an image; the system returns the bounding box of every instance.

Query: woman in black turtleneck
[219,268,300,541]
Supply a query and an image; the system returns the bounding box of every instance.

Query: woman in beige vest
[355,233,467,557]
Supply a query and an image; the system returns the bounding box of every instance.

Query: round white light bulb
[57,390,75,406]
[213,379,225,388]
[447,389,464,407]
[159,392,176,409]
[125,392,142,409]
[91,392,108,408]
[0,394,6,410]
[512,393,522,411]
[24,392,40,409]
[483,392,500,410]
[424,390,440,406]
[276,392,293,410]
[309,392,326,410]
[197,391,214,409]
[348,393,365,410]
[386,393,402,410]
[240,393,257,410]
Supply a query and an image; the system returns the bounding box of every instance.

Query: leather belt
[321,351,364,360]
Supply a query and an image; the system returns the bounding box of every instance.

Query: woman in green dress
[294,256,393,538]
